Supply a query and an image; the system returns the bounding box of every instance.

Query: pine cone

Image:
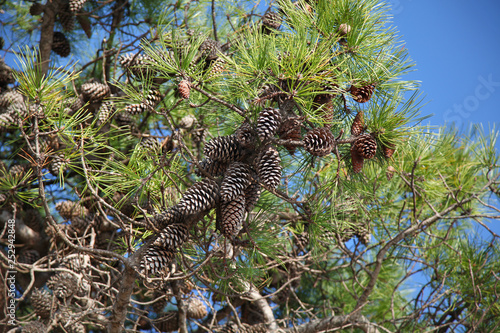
[386,165,396,181]
[354,133,377,159]
[140,245,175,276]
[186,298,208,319]
[9,164,25,177]
[31,288,57,319]
[349,83,376,103]
[152,289,169,313]
[178,115,197,130]
[383,143,396,159]
[20,321,47,333]
[71,215,94,232]
[55,200,88,220]
[351,111,365,135]
[47,272,78,299]
[0,59,15,87]
[313,94,334,127]
[0,112,15,129]
[66,322,86,333]
[57,309,86,333]
[52,31,71,57]
[220,162,252,203]
[177,80,191,99]
[140,138,162,152]
[69,0,87,12]
[262,11,282,34]
[257,108,281,142]
[236,122,255,148]
[57,2,75,31]
[29,3,44,15]
[354,227,371,245]
[207,58,227,78]
[125,89,162,114]
[17,249,40,265]
[69,95,85,113]
[49,152,68,176]
[157,311,179,332]
[220,195,246,239]
[218,322,268,333]
[257,146,281,190]
[153,224,189,251]
[180,279,195,294]
[199,39,222,62]
[278,116,303,154]
[303,127,335,157]
[195,158,228,177]
[114,111,134,128]
[97,100,114,123]
[60,255,86,272]
[0,90,24,109]
[119,53,152,77]
[338,23,352,36]
[350,144,364,174]
[204,135,242,163]
[177,178,219,214]
[244,182,261,212]
[81,82,110,102]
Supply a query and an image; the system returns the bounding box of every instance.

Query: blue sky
[388,0,500,130]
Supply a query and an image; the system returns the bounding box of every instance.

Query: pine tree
[1,1,499,332]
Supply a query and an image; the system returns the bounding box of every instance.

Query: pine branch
[38,0,60,74]
[280,314,383,333]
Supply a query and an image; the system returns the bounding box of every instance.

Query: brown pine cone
[383,143,396,158]
[52,31,71,57]
[303,127,335,157]
[350,145,364,174]
[278,117,302,154]
[262,11,282,34]
[354,133,377,159]
[351,111,365,135]
[177,80,191,99]
[220,195,246,239]
[349,83,376,103]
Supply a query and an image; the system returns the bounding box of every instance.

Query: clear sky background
[388,0,500,131]
[388,0,500,241]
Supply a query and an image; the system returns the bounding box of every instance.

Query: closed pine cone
[354,133,377,159]
[349,83,376,103]
[303,127,335,157]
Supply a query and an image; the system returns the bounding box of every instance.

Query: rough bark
[39,0,61,75]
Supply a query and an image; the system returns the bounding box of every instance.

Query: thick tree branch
[39,0,60,75]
